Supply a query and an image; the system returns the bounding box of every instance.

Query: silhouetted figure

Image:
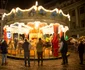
[14,38,18,49]
[78,41,84,65]
[0,39,8,66]
[36,38,44,66]
[59,36,68,65]
[22,39,31,67]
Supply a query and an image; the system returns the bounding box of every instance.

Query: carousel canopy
[2,1,70,26]
[4,21,69,35]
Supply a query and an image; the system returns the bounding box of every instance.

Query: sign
[7,31,11,38]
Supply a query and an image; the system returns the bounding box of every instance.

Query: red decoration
[4,28,7,42]
[52,33,59,57]
[52,24,59,57]
[53,24,58,33]
[60,31,63,38]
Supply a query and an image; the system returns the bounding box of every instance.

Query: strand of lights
[2,1,70,21]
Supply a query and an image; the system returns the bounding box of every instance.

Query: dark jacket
[60,36,68,53]
[78,41,84,53]
[1,40,8,54]
[22,41,30,52]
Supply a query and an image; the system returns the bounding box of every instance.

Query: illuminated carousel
[2,2,70,59]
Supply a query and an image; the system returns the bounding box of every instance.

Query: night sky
[0,0,64,11]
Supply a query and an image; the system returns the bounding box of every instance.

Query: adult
[59,36,68,65]
[0,39,8,65]
[22,39,31,67]
[78,41,84,65]
[36,38,44,66]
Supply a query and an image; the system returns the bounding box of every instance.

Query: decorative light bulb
[36,1,38,6]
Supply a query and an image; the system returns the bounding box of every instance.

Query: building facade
[49,0,85,38]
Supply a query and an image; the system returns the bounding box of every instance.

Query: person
[0,39,8,66]
[18,39,23,54]
[59,36,68,65]
[22,39,31,67]
[73,41,78,52]
[36,38,44,66]
[78,41,84,65]
[14,38,18,50]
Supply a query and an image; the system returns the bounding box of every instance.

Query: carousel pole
[52,24,59,57]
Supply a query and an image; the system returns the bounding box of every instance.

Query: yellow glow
[34,21,40,29]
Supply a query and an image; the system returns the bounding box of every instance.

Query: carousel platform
[7,52,70,60]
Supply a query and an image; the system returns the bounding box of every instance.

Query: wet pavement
[0,50,85,70]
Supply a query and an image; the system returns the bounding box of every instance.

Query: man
[36,38,44,66]
[59,36,68,65]
[22,39,31,67]
[0,39,8,65]
[78,41,84,65]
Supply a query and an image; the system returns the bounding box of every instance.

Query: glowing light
[64,26,69,32]
[36,1,38,6]
[2,1,70,22]
[34,21,40,29]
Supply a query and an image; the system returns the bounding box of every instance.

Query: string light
[2,1,70,21]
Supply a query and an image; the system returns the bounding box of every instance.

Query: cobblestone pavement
[0,50,85,70]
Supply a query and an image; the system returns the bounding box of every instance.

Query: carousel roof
[2,1,70,26]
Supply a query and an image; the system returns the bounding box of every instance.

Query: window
[72,22,76,29]
[81,20,85,27]
[70,22,76,29]
[72,10,75,16]
[80,7,85,14]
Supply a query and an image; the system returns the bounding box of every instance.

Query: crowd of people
[0,35,85,67]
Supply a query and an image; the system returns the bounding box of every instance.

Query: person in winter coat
[78,41,84,65]
[36,38,44,66]
[22,39,31,67]
[0,39,8,66]
[59,36,68,65]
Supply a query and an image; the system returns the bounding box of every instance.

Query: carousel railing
[7,46,53,59]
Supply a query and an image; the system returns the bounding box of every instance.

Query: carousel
[2,1,70,59]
